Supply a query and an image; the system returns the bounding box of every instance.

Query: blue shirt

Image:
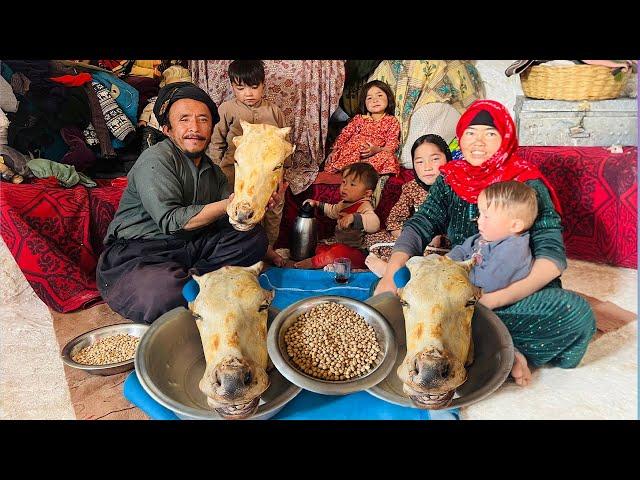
[446,232,533,293]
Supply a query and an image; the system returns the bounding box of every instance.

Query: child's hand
[277,179,288,197]
[337,212,354,229]
[303,199,319,208]
[266,189,281,211]
[360,141,380,159]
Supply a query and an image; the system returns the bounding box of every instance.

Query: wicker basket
[520,65,631,101]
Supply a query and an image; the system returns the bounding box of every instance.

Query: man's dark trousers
[97,223,268,324]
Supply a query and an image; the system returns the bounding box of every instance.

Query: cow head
[396,255,481,409]
[227,121,295,231]
[188,262,273,419]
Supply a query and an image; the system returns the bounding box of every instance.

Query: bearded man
[97,82,275,324]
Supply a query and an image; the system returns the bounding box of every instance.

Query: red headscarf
[439,99,562,214]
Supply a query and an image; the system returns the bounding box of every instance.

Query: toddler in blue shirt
[447,180,539,293]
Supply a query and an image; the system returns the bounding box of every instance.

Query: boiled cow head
[396,255,481,409]
[227,121,295,231]
[187,262,273,419]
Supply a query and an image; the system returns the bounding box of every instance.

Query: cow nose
[215,366,253,398]
[235,201,255,223]
[413,356,451,387]
[236,210,255,222]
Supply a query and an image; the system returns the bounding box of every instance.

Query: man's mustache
[183,135,207,140]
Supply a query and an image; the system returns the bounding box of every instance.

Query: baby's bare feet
[365,254,388,278]
[510,349,532,386]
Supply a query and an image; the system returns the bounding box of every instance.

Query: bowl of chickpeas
[61,323,149,376]
[267,296,397,395]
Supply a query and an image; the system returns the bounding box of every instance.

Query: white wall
[475,60,523,117]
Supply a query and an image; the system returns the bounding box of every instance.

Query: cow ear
[277,126,291,138]
[240,120,252,133]
[232,135,243,148]
[457,257,476,273]
[473,285,483,300]
[405,255,425,275]
[246,261,264,276]
[265,289,274,304]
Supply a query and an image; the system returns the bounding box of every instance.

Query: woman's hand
[373,251,410,296]
[277,179,288,197]
[429,235,443,248]
[478,290,504,310]
[225,193,235,209]
[303,199,319,208]
[337,212,354,229]
[478,258,563,310]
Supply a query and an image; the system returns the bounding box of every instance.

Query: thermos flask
[290,202,317,261]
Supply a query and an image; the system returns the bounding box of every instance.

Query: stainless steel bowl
[267,295,398,395]
[135,306,301,420]
[364,293,514,409]
[61,323,149,376]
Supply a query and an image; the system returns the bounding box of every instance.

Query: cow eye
[465,299,477,307]
[193,313,202,321]
[399,299,409,307]
[272,163,283,171]
[258,303,269,312]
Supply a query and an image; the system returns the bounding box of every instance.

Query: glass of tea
[333,257,351,284]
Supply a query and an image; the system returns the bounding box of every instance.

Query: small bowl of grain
[61,323,149,376]
[267,296,397,395]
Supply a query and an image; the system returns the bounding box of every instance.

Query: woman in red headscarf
[374,99,596,386]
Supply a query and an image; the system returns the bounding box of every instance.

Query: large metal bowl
[61,323,149,376]
[267,295,397,395]
[135,306,301,420]
[365,293,514,409]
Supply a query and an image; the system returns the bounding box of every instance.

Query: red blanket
[0,178,125,312]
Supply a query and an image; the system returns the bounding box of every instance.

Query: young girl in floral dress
[324,80,400,176]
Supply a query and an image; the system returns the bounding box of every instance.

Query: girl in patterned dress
[323,80,400,176]
[364,134,452,277]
